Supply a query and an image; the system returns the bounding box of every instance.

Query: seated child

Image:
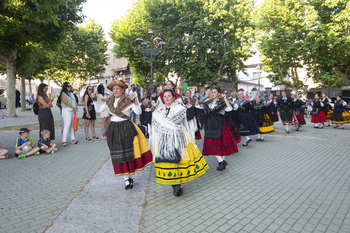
[0,142,8,159]
[38,129,57,154]
[15,128,40,159]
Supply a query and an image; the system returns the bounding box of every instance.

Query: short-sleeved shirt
[16,136,34,148]
[38,138,53,148]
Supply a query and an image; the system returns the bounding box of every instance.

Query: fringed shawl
[106,95,134,120]
[149,104,197,163]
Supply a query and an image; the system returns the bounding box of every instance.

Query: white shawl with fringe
[149,103,198,162]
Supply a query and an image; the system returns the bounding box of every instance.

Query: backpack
[33,102,39,115]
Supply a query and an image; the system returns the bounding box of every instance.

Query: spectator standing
[97,84,110,140]
[16,89,21,108]
[128,84,138,123]
[82,86,99,142]
[199,91,206,100]
[36,83,55,140]
[59,82,78,147]
[244,91,250,100]
[151,92,158,103]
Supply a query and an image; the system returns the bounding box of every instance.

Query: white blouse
[94,98,141,122]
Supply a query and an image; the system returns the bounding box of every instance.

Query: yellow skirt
[326,109,333,121]
[259,113,274,134]
[333,110,350,124]
[154,142,209,185]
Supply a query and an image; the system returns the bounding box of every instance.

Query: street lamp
[136,30,166,96]
[256,64,261,92]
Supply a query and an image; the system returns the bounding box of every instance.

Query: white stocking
[216,156,224,162]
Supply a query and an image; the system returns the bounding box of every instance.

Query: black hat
[19,128,31,134]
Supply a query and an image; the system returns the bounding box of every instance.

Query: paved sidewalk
[46,160,150,233]
[140,120,350,233]
[1,115,350,233]
[0,130,111,233]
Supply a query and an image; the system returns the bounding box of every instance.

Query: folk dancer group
[94,80,349,197]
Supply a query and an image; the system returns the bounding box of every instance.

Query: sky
[82,0,133,39]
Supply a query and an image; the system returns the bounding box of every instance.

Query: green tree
[255,0,349,90]
[47,19,108,87]
[16,43,53,111]
[110,0,255,89]
[0,0,85,116]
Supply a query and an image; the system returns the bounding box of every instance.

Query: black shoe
[286,130,290,134]
[246,138,252,144]
[216,162,225,171]
[256,138,264,141]
[172,185,183,197]
[125,179,132,190]
[129,178,134,189]
[175,187,183,197]
[313,126,318,128]
[223,160,228,167]
[318,126,323,129]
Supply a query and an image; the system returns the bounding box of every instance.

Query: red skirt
[203,123,239,156]
[296,113,306,125]
[282,114,299,126]
[268,111,279,122]
[311,110,327,123]
[113,150,153,176]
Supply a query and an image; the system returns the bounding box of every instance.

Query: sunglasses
[67,85,72,88]
[88,89,92,91]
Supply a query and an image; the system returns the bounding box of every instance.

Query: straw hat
[106,79,128,91]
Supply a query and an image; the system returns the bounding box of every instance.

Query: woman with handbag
[36,83,55,141]
[59,82,79,147]
[146,89,208,197]
[82,86,99,142]
[195,87,239,171]
[93,80,153,190]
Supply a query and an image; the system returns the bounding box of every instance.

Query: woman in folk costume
[322,93,333,127]
[277,91,294,133]
[251,94,274,141]
[332,96,350,129]
[182,89,202,140]
[154,80,183,108]
[146,89,208,197]
[292,94,306,130]
[94,80,153,190]
[234,91,260,146]
[311,94,327,128]
[266,94,279,123]
[195,87,240,171]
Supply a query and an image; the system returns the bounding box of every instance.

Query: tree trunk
[29,79,32,96]
[6,62,17,116]
[21,77,26,112]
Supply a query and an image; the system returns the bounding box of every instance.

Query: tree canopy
[255,0,350,89]
[0,0,86,116]
[46,19,108,86]
[110,0,255,89]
